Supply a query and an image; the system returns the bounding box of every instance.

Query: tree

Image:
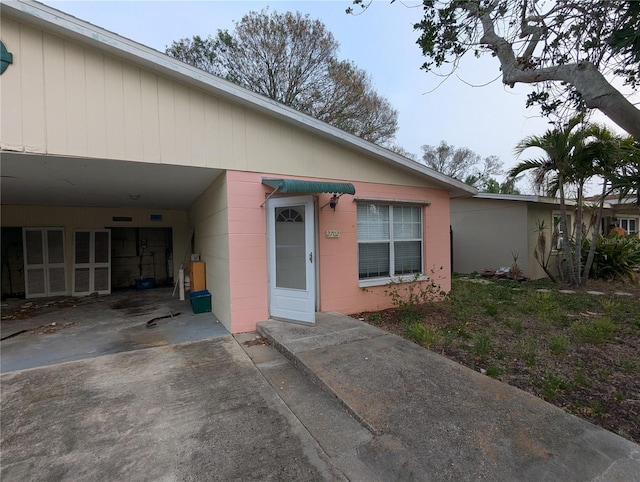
[167,9,399,145]
[608,0,640,87]
[578,127,634,283]
[484,177,521,194]
[608,138,640,205]
[349,0,640,139]
[421,141,502,189]
[386,143,418,161]
[509,116,588,286]
[509,117,634,287]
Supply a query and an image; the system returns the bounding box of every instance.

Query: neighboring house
[585,194,639,236]
[0,1,474,333]
[451,193,639,280]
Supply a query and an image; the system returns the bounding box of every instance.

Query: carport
[1,151,227,364]
[1,286,229,373]
[1,152,222,298]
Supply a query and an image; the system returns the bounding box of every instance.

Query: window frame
[618,216,638,235]
[357,202,426,288]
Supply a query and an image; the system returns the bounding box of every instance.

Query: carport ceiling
[1,152,222,210]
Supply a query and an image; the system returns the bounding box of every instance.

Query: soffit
[0,152,222,210]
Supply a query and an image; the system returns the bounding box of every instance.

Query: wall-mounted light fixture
[129,194,141,201]
[321,193,342,211]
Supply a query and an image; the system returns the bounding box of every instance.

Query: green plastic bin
[189,290,211,314]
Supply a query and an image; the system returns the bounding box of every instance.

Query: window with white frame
[552,212,572,250]
[618,217,638,234]
[357,203,422,281]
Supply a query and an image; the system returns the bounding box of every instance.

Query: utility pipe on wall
[179,268,185,301]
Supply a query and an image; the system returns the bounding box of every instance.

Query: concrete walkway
[258,312,640,481]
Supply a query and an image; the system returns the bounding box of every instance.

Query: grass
[357,275,640,444]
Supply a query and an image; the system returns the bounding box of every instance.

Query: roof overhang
[1,0,477,200]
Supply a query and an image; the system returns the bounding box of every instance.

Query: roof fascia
[472,193,583,207]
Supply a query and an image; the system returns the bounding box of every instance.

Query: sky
[42,0,634,189]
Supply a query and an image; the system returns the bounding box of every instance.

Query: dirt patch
[1,321,77,341]
[1,293,104,321]
[28,322,77,335]
[242,336,271,347]
[355,278,640,444]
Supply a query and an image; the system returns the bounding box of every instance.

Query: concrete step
[234,332,383,482]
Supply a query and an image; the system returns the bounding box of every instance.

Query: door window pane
[275,206,306,289]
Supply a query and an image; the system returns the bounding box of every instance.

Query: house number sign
[325,230,340,238]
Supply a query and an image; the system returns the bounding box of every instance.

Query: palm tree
[576,126,629,283]
[510,118,636,287]
[608,138,640,205]
[509,116,589,286]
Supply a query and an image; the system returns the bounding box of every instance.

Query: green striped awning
[262,178,356,195]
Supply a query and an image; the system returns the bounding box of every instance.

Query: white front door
[23,227,68,299]
[267,196,316,324]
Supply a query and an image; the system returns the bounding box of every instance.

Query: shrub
[572,317,616,344]
[405,323,442,349]
[539,372,568,401]
[384,268,447,318]
[472,333,494,358]
[549,334,570,355]
[516,337,539,367]
[582,234,640,282]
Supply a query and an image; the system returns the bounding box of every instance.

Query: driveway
[0,337,345,481]
[1,291,375,481]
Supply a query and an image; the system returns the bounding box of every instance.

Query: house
[585,194,639,236]
[0,0,474,333]
[451,193,639,280]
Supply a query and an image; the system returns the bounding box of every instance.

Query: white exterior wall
[187,174,231,330]
[451,198,530,276]
[0,16,445,190]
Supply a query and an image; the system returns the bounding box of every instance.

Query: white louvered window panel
[94,267,110,292]
[23,228,67,298]
[48,267,67,293]
[73,230,111,296]
[26,268,46,295]
[74,268,91,293]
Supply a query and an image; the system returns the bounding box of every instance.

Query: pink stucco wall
[317,182,452,315]
[225,171,270,333]
[225,170,452,333]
